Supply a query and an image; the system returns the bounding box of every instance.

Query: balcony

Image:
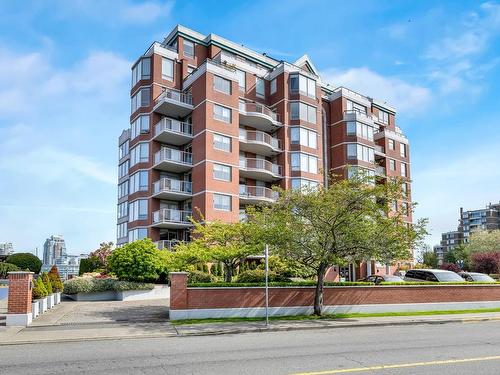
[375,165,386,177]
[152,209,192,228]
[239,129,282,156]
[152,178,192,201]
[343,110,374,125]
[239,158,282,182]
[155,240,182,251]
[374,145,385,156]
[154,148,193,172]
[153,88,193,118]
[153,118,193,145]
[239,102,282,132]
[239,185,278,205]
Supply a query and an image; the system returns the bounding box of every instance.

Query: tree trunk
[314,262,328,316]
[224,265,233,282]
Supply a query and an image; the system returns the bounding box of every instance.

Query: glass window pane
[162,58,173,80]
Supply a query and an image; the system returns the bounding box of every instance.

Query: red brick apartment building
[117,25,412,280]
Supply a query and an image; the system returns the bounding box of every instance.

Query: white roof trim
[293,54,319,76]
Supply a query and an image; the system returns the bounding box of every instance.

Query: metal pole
[265,244,269,327]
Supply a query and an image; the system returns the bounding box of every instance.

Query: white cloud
[119,1,174,24]
[425,31,488,60]
[322,67,432,114]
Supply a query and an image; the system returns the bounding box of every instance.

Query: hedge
[0,263,20,278]
[188,281,500,288]
[5,253,42,273]
[63,277,154,295]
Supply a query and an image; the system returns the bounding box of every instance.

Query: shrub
[41,272,53,294]
[0,263,19,278]
[188,271,214,283]
[189,281,375,287]
[6,253,42,273]
[440,262,461,273]
[471,251,500,274]
[79,257,102,276]
[62,277,153,294]
[32,277,48,300]
[107,239,164,282]
[48,266,64,293]
[237,269,290,283]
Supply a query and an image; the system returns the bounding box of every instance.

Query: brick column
[169,272,188,320]
[6,271,34,326]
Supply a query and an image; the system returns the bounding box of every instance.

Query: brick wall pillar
[6,271,34,326]
[169,272,188,314]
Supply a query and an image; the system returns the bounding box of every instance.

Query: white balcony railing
[156,87,193,106]
[155,240,182,251]
[155,118,193,137]
[239,102,280,122]
[152,209,192,225]
[239,130,281,150]
[375,166,386,176]
[239,185,278,201]
[155,148,193,165]
[239,158,282,176]
[153,178,192,195]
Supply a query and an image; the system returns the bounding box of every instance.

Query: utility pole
[265,244,269,327]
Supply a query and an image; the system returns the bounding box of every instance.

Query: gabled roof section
[293,54,319,77]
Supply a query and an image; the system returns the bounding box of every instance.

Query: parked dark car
[404,269,465,282]
[458,272,496,282]
[358,275,405,284]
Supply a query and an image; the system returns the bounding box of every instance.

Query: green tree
[107,239,165,282]
[422,250,438,268]
[249,172,427,315]
[0,263,19,278]
[32,277,48,300]
[41,272,53,294]
[6,253,42,273]
[466,230,500,253]
[444,244,470,270]
[48,265,64,293]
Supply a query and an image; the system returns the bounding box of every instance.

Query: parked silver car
[458,272,496,282]
[404,269,465,282]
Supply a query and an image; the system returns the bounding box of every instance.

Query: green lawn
[171,307,500,325]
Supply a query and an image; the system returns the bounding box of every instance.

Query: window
[118,160,129,179]
[291,178,319,190]
[236,69,246,91]
[129,199,148,221]
[117,202,128,219]
[131,87,150,113]
[290,102,316,124]
[213,163,231,181]
[213,133,231,152]
[346,144,375,163]
[388,139,395,150]
[118,181,128,199]
[402,202,409,216]
[213,193,231,211]
[119,140,129,159]
[130,115,150,139]
[378,110,389,124]
[128,228,147,242]
[130,143,149,166]
[290,127,317,148]
[346,99,367,114]
[401,162,407,177]
[162,58,174,81]
[117,222,127,239]
[213,104,231,123]
[290,74,316,98]
[256,77,265,98]
[389,159,396,171]
[400,143,407,158]
[214,75,231,95]
[129,171,148,194]
[346,122,374,141]
[270,78,277,94]
[183,39,195,58]
[131,58,151,87]
[291,153,318,173]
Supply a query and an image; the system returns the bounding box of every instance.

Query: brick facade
[7,271,33,314]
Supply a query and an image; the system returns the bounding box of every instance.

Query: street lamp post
[265,244,269,327]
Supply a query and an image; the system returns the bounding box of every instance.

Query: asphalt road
[1,321,500,374]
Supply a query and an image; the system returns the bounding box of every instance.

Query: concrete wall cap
[169,272,189,275]
[7,271,34,275]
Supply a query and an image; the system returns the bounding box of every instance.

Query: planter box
[65,291,116,301]
[117,285,170,301]
[39,297,48,313]
[47,294,54,309]
[54,292,61,304]
[32,300,40,319]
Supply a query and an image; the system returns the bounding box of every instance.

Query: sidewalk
[2,308,500,345]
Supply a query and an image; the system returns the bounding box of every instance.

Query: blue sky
[0,0,499,255]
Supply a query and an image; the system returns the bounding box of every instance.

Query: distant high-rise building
[43,235,67,266]
[0,242,14,256]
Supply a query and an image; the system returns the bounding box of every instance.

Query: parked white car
[458,272,496,282]
[404,269,465,282]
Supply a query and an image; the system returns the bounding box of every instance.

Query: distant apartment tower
[0,242,14,256]
[43,235,67,266]
[434,202,500,263]
[116,25,412,280]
